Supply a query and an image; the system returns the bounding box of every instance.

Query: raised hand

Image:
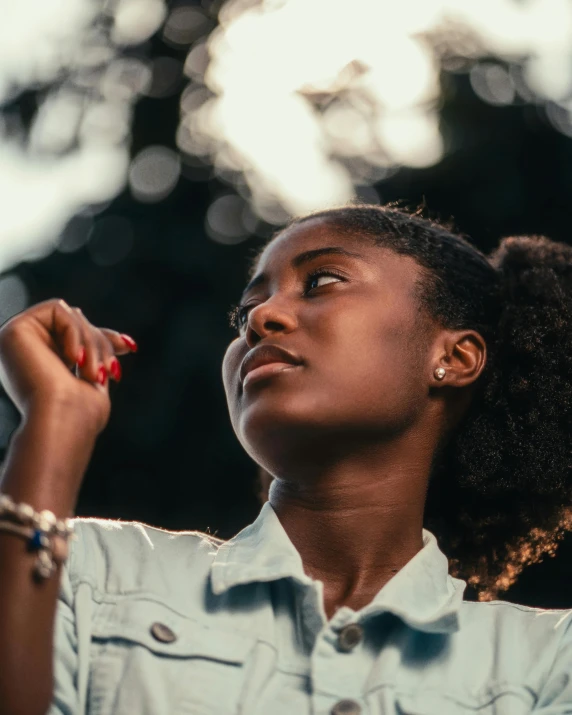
[0,298,136,435]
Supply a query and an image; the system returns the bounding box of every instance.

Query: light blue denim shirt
[50,501,572,714]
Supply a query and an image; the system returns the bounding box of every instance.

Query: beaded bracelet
[0,492,74,580]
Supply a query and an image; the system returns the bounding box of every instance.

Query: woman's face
[222,218,435,471]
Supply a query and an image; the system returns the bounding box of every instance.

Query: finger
[24,300,111,387]
[73,308,106,385]
[32,300,136,383]
[48,300,86,370]
[97,329,138,383]
[93,329,121,383]
[100,329,138,356]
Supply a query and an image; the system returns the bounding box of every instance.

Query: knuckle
[91,327,106,345]
[101,329,121,351]
[100,332,115,354]
[79,333,91,351]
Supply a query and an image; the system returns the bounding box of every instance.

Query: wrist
[23,389,101,435]
[1,402,99,517]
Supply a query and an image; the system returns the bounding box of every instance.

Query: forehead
[253,217,421,286]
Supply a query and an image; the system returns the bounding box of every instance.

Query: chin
[234,395,336,464]
[237,397,314,437]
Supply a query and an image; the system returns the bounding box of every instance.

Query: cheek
[312,308,398,369]
[221,338,242,401]
[314,310,423,397]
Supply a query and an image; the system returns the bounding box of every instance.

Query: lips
[239,344,303,384]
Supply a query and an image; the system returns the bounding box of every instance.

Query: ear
[433,329,487,388]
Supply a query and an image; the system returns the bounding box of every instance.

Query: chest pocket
[395,684,537,715]
[87,598,256,715]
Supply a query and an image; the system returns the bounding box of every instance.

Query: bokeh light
[4,0,572,267]
[128,145,181,202]
[162,6,213,48]
[101,58,153,102]
[177,0,572,221]
[111,0,167,46]
[470,63,516,106]
[0,0,166,272]
[205,193,250,244]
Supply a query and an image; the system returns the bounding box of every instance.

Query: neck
[268,433,431,615]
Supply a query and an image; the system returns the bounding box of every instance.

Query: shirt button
[150,622,177,643]
[331,699,362,715]
[337,623,364,652]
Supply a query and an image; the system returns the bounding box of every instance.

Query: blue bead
[29,530,45,551]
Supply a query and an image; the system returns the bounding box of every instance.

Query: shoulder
[460,598,572,650]
[71,515,225,553]
[67,517,225,603]
[461,599,572,704]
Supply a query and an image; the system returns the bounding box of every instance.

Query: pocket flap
[91,598,255,663]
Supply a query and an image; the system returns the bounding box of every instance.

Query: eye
[305,269,346,292]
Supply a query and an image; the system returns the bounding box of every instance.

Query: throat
[323,594,373,621]
[317,571,397,621]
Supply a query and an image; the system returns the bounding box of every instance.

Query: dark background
[5,22,572,608]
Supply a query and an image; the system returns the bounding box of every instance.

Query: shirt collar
[210,501,466,634]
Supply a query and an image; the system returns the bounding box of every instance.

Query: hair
[253,204,572,601]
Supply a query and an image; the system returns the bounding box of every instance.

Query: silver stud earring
[434,367,446,380]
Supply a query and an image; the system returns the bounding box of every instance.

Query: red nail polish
[110,358,122,381]
[120,333,137,353]
[77,347,86,367]
[97,366,107,385]
[120,334,138,352]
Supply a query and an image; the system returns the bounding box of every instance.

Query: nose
[245,297,297,347]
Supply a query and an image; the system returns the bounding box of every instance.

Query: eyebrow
[241,246,368,299]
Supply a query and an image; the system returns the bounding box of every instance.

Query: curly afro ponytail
[429,234,572,599]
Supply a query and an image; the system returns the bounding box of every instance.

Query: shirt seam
[466,601,572,615]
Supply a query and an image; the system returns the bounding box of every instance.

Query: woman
[1,205,572,714]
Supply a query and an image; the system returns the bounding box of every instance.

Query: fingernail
[77,347,86,367]
[120,334,138,352]
[97,366,107,385]
[110,358,122,381]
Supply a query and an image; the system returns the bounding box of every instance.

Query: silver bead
[38,510,57,532]
[39,509,57,526]
[55,519,67,534]
[54,518,74,538]
[16,503,35,523]
[434,367,446,380]
[35,533,50,550]
[55,518,74,536]
[34,550,56,579]
[0,493,15,513]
